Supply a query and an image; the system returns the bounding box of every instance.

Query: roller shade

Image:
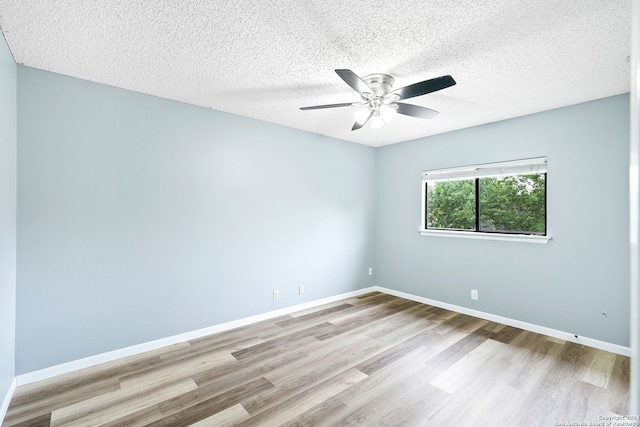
[422,157,547,182]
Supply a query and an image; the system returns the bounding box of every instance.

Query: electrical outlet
[299,285,304,295]
[273,290,279,301]
[368,267,373,275]
[471,289,478,300]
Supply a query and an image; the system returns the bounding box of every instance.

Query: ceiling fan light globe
[354,108,371,124]
[380,104,398,122]
[371,115,385,129]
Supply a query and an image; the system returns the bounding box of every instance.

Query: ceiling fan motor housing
[362,73,395,96]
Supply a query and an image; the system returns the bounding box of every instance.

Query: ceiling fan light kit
[301,69,456,131]
[370,114,385,129]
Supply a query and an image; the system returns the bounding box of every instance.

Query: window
[421,158,548,241]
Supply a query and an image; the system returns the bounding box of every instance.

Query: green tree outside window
[426,173,545,235]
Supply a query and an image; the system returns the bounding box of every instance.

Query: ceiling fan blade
[390,75,456,101]
[396,102,439,119]
[335,69,371,95]
[352,111,374,131]
[300,102,354,110]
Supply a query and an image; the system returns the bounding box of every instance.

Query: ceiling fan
[300,69,456,131]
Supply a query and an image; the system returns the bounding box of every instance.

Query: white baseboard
[16,284,630,386]
[374,286,631,357]
[16,287,377,386]
[0,377,16,425]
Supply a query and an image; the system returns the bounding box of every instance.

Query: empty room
[0,1,638,426]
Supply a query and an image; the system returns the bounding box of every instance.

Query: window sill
[419,229,551,244]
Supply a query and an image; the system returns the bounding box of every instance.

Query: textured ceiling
[0,0,631,147]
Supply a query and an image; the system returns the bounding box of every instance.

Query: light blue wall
[16,66,377,374]
[0,31,16,401]
[13,63,631,375]
[376,94,630,346]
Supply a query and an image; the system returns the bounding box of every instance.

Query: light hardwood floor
[2,292,630,426]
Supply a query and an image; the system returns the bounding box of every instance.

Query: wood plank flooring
[2,292,630,426]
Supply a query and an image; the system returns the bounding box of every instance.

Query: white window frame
[419,157,551,244]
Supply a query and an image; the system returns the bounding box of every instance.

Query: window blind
[422,157,547,182]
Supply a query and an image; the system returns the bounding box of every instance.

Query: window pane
[426,180,476,230]
[479,173,546,234]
